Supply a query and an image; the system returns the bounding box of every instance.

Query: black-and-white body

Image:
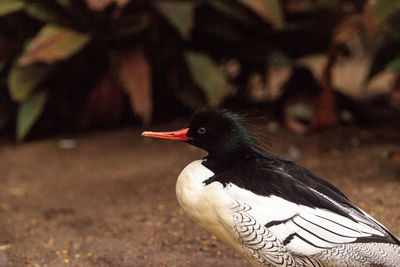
[176,160,297,266]
[142,108,400,267]
[176,159,400,267]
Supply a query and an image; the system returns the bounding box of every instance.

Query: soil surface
[0,121,399,267]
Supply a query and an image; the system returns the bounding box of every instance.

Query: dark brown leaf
[79,70,124,128]
[84,0,130,11]
[332,15,362,45]
[310,48,337,129]
[238,0,283,27]
[118,48,152,124]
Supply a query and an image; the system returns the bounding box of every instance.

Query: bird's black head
[142,108,267,156]
[185,108,255,155]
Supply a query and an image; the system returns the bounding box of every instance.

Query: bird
[142,107,400,267]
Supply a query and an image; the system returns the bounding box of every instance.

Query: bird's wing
[211,165,399,257]
[230,201,297,266]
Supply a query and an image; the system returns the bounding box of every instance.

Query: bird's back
[202,152,400,266]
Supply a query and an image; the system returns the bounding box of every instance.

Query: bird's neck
[203,148,262,174]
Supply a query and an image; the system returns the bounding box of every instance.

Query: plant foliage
[367,1,400,80]
[0,0,366,141]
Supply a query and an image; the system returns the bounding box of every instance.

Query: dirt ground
[0,119,399,267]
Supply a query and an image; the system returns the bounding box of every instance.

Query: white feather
[175,160,391,261]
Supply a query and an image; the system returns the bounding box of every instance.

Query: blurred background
[0,0,399,266]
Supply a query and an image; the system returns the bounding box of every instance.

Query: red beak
[141,128,192,141]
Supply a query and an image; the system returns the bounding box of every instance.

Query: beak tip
[140,128,190,141]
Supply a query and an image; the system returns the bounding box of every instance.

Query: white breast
[175,161,397,266]
[175,160,241,249]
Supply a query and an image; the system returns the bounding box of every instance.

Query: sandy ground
[0,121,399,266]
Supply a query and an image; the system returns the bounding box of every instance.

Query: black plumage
[188,108,400,246]
[143,107,400,266]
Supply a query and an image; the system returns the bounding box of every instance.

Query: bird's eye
[197,127,206,135]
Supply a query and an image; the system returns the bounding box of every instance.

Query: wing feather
[222,181,397,256]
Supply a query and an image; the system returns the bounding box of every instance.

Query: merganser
[142,108,400,267]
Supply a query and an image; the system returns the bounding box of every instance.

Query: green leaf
[367,32,400,80]
[386,56,400,72]
[0,0,25,17]
[16,90,47,142]
[237,0,283,28]
[208,0,251,22]
[56,0,70,8]
[24,3,65,24]
[374,0,400,26]
[185,51,227,106]
[18,24,91,65]
[8,63,51,102]
[113,13,151,38]
[267,50,291,66]
[155,1,197,39]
